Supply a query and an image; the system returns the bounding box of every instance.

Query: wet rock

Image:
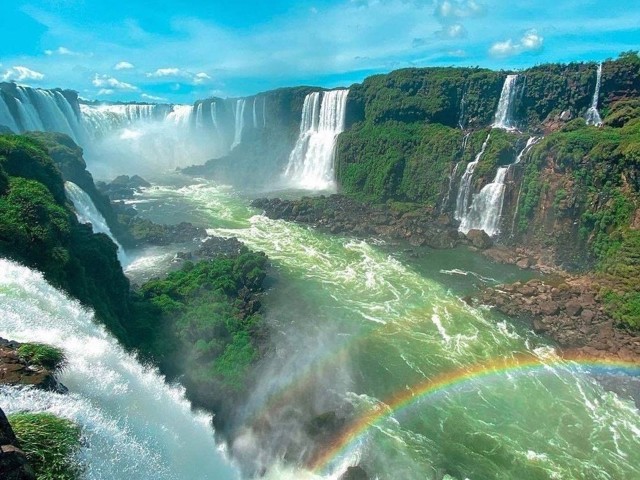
[339,466,369,480]
[465,229,493,250]
[565,300,583,317]
[540,301,560,316]
[0,339,67,393]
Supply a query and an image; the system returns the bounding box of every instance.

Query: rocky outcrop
[123,217,206,247]
[96,175,151,200]
[478,278,640,362]
[339,466,369,480]
[0,339,67,393]
[253,195,463,249]
[0,408,35,480]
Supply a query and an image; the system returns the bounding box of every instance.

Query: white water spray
[284,89,349,190]
[64,181,127,265]
[0,259,239,480]
[585,63,603,126]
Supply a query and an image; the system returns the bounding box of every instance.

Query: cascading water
[0,259,239,479]
[585,63,603,126]
[231,99,246,149]
[492,74,519,130]
[459,137,540,236]
[454,133,490,221]
[284,89,349,190]
[64,181,127,265]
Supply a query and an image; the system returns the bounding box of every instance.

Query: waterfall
[459,166,509,236]
[0,259,239,479]
[454,133,491,221]
[585,63,603,126]
[262,97,267,127]
[492,74,519,130]
[64,181,127,265]
[284,89,349,190]
[195,102,204,129]
[0,94,19,132]
[231,99,246,149]
[458,90,466,129]
[460,137,541,236]
[441,161,461,214]
[211,101,219,130]
[166,105,193,126]
[252,98,258,128]
[3,86,86,142]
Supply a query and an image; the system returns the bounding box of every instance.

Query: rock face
[0,408,36,480]
[0,338,67,393]
[478,278,640,362]
[253,195,462,249]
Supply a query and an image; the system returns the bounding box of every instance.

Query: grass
[8,412,82,480]
[17,343,66,370]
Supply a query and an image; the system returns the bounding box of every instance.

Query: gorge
[1,51,639,480]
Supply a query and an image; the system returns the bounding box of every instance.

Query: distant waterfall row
[284,89,349,190]
[0,83,269,153]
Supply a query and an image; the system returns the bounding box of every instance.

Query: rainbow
[307,352,640,473]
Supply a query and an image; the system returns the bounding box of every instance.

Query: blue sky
[0,0,638,104]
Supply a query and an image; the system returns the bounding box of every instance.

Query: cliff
[0,133,131,339]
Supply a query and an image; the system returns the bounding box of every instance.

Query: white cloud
[114,61,134,70]
[146,67,183,78]
[435,1,485,20]
[141,93,168,101]
[147,68,211,84]
[92,74,138,90]
[97,88,114,95]
[436,23,467,38]
[45,46,80,56]
[193,72,211,84]
[489,29,544,57]
[2,66,45,82]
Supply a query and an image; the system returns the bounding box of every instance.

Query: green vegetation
[8,412,82,480]
[17,343,66,370]
[0,133,131,339]
[600,231,640,329]
[130,250,268,403]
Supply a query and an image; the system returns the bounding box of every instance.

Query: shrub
[8,412,82,480]
[17,343,66,370]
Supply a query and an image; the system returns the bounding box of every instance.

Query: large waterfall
[492,75,519,130]
[64,181,127,265]
[0,85,87,143]
[0,259,239,479]
[585,63,603,126]
[284,89,349,190]
[459,137,540,236]
[454,133,490,221]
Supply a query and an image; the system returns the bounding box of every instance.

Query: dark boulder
[339,466,369,480]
